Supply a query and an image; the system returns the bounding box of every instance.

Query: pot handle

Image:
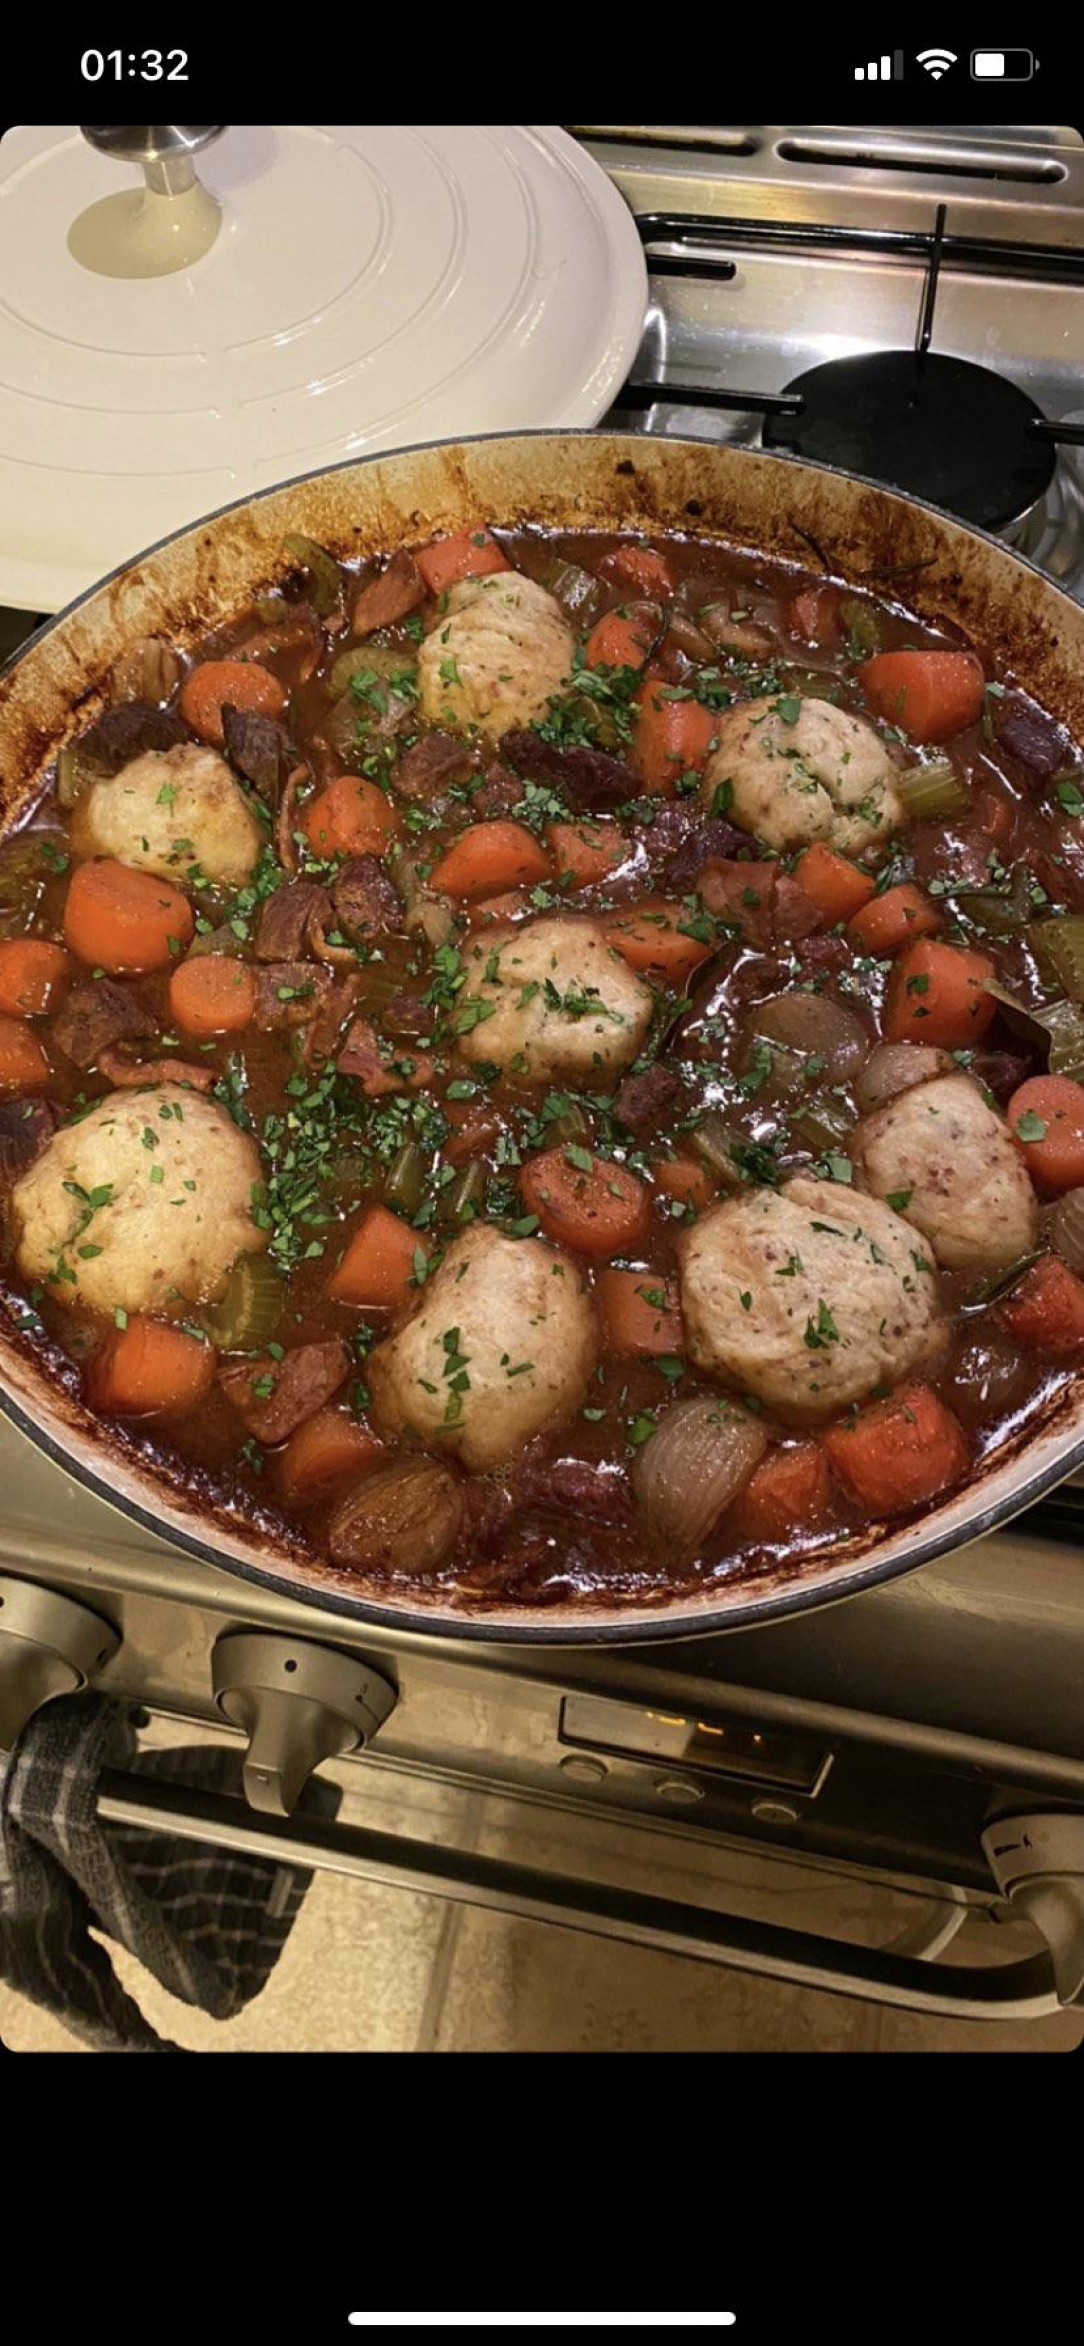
[95,1767,1073,2023]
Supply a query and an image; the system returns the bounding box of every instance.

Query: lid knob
[80,124,226,197]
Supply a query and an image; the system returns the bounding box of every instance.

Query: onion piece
[854,1042,955,1115]
[1049,1186,1084,1275]
[749,991,870,1083]
[328,1457,465,1574]
[633,1395,767,1561]
[108,635,183,708]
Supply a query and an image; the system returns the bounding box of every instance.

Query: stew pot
[2,430,1083,1643]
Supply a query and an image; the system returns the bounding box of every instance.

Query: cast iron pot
[2,431,1082,1644]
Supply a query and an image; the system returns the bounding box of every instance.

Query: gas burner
[761,351,1056,533]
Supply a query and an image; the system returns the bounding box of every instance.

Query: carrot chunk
[793,843,876,927]
[0,1015,49,1092]
[859,648,986,744]
[604,897,715,983]
[277,1407,384,1499]
[999,1254,1084,1355]
[301,776,400,861]
[600,544,674,598]
[0,939,69,1018]
[546,820,627,889]
[179,659,287,746]
[825,1383,969,1515]
[169,955,257,1038]
[520,1148,651,1260]
[428,821,551,901]
[584,608,656,671]
[732,1442,832,1543]
[88,1318,215,1417]
[64,858,193,974]
[632,678,717,793]
[415,529,510,596]
[649,1151,717,1213]
[1007,1075,1084,1195]
[597,1268,683,1356]
[327,1205,421,1309]
[883,938,996,1049]
[848,883,940,958]
[785,585,841,646]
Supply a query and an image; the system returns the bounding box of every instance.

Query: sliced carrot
[584,608,656,671]
[732,1442,832,1543]
[301,776,401,861]
[793,843,876,927]
[604,897,715,983]
[327,1205,422,1309]
[597,1268,683,1356]
[64,858,194,974]
[632,678,717,793]
[428,821,551,901]
[277,1407,385,1499]
[0,1015,49,1092]
[169,955,257,1038]
[999,1254,1084,1355]
[466,890,530,923]
[848,883,941,958]
[546,820,627,889]
[0,939,69,1018]
[825,1383,968,1516]
[785,586,841,646]
[859,648,985,744]
[600,544,674,598]
[88,1318,215,1417]
[520,1148,651,1260]
[1007,1076,1084,1195]
[883,938,996,1049]
[649,1151,717,1212]
[179,658,287,746]
[414,529,510,596]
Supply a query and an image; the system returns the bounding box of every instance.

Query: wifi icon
[917,46,958,78]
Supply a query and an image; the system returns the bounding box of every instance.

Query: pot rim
[2,424,1082,1649]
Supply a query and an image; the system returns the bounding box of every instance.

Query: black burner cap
[762,350,1055,532]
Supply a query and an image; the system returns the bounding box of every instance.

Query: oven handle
[97,1770,1068,2022]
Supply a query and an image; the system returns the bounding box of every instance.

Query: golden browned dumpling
[679,1176,946,1422]
[417,572,573,732]
[701,694,904,855]
[11,1086,267,1316]
[71,743,262,887]
[852,1072,1039,1272]
[368,1225,597,1471]
[456,915,653,1082]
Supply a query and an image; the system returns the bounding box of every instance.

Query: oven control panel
[560,1695,834,1798]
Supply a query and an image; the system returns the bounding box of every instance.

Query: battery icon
[971,48,1037,79]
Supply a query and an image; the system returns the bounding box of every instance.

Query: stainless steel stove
[3,123,1084,2036]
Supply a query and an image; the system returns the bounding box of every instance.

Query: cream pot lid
[0,123,648,612]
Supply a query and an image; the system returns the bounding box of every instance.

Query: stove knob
[982,1812,1084,2006]
[211,1632,396,1817]
[0,1575,120,1753]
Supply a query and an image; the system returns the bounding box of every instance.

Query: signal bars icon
[854,50,904,79]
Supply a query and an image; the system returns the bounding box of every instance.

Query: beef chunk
[331,856,401,940]
[664,816,757,892]
[304,973,361,1063]
[219,1340,349,1445]
[97,1049,217,1093]
[352,549,425,637]
[511,1457,633,1525]
[996,694,1069,780]
[499,729,639,812]
[252,962,333,1031]
[76,701,186,774]
[613,1064,683,1135]
[395,730,475,802]
[51,979,156,1070]
[336,1015,399,1094]
[472,760,522,818]
[254,880,332,961]
[0,1097,61,1180]
[221,705,298,801]
[969,1047,1035,1104]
